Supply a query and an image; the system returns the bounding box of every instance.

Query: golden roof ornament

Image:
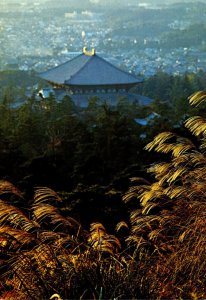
[83,47,96,56]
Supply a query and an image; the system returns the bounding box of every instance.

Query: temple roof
[39,49,142,87]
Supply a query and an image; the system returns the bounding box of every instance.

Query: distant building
[39,47,152,107]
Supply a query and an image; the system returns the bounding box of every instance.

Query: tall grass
[123,91,206,298]
[0,182,141,299]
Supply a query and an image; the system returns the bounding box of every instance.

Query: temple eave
[48,81,139,90]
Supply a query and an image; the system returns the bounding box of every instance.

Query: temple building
[39,47,151,107]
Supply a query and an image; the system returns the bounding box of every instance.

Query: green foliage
[139,71,205,103]
[0,91,146,188]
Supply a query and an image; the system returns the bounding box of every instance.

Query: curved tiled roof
[39,53,142,86]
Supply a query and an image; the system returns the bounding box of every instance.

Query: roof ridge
[65,54,94,84]
[39,53,83,76]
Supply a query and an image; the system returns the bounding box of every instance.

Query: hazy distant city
[1,0,206,76]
